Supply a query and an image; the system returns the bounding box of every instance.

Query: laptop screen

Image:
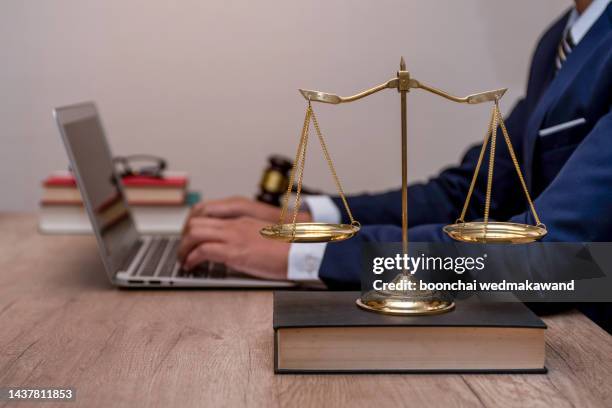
[54,103,139,277]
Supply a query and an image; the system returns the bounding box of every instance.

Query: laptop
[54,102,293,288]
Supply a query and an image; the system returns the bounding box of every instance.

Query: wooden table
[1,213,611,407]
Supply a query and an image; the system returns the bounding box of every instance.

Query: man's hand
[178,216,291,281]
[188,196,312,223]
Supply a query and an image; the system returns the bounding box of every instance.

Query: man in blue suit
[317,0,612,284]
[180,0,611,326]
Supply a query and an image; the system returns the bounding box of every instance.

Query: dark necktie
[555,29,575,72]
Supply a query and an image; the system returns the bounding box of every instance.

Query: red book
[122,175,187,188]
[43,171,187,188]
[43,174,77,187]
[41,171,188,205]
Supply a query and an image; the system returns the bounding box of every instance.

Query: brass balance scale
[260,58,547,315]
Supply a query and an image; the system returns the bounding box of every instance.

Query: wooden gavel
[256,155,320,206]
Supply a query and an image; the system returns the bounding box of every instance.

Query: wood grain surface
[0,214,610,407]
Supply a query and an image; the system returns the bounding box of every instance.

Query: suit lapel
[523,4,612,189]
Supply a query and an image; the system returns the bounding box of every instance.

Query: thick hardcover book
[273,291,546,374]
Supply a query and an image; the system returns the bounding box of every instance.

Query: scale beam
[413,81,507,104]
[299,79,398,104]
[300,79,506,105]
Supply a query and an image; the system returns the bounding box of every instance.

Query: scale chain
[483,104,499,224]
[309,104,358,226]
[290,107,312,237]
[458,107,496,222]
[457,101,543,229]
[278,106,311,227]
[494,100,543,226]
[277,101,358,240]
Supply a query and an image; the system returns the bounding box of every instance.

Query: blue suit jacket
[320,5,612,287]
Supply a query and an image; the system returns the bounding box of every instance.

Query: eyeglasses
[113,155,167,178]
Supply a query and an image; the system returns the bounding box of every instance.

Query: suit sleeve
[509,110,612,242]
[330,99,529,227]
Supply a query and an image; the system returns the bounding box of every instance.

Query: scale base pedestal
[356,294,455,316]
[357,274,455,316]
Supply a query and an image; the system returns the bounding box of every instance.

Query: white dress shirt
[566,0,610,44]
[286,0,610,284]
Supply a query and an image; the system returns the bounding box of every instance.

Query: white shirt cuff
[302,195,341,224]
[288,242,326,283]
[286,195,338,285]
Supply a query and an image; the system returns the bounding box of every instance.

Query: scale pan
[260,222,359,243]
[443,221,546,244]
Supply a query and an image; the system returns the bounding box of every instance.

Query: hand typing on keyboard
[178,213,291,281]
[187,196,312,224]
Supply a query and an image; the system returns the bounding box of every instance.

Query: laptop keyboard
[121,240,144,272]
[157,240,180,277]
[131,237,229,279]
[139,238,165,277]
[179,259,228,279]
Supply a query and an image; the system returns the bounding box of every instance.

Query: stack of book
[39,170,199,234]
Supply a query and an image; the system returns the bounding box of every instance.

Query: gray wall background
[0,0,570,211]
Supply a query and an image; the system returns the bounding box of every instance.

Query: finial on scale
[400,56,406,71]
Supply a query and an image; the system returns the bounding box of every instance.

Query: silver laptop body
[54,102,293,288]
